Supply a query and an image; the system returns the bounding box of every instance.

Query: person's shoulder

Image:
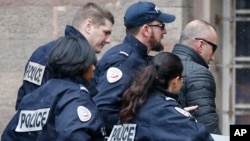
[189,64,212,76]
[45,79,80,92]
[98,44,133,64]
[184,65,215,86]
[50,79,89,99]
[183,60,209,73]
[31,37,62,56]
[148,92,177,107]
[27,38,62,64]
[106,42,133,55]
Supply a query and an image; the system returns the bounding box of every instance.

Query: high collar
[172,43,208,68]
[156,86,179,101]
[124,34,148,59]
[67,76,98,97]
[64,25,87,40]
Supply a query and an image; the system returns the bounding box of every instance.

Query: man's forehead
[99,21,113,34]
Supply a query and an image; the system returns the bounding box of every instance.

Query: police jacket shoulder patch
[106,67,123,83]
[77,106,92,122]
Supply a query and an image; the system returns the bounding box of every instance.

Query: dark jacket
[110,87,214,141]
[2,77,104,141]
[172,43,221,134]
[15,25,88,110]
[91,34,151,135]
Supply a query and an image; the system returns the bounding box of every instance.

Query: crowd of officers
[1,1,220,141]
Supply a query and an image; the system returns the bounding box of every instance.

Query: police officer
[91,1,175,135]
[15,2,114,110]
[111,52,214,141]
[2,36,105,141]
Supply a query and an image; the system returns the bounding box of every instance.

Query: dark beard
[149,32,164,52]
[151,43,164,51]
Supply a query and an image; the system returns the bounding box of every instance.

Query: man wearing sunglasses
[172,20,221,134]
[91,1,175,136]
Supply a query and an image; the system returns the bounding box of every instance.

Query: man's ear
[195,40,203,53]
[141,24,151,37]
[84,19,93,34]
[197,46,203,54]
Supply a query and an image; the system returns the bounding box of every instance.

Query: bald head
[179,20,217,46]
[178,20,218,65]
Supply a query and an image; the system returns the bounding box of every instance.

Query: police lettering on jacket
[108,124,136,141]
[23,61,45,86]
[15,108,50,132]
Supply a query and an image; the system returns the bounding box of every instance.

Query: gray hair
[179,20,216,46]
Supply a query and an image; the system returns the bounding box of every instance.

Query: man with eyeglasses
[172,20,221,134]
[91,1,175,136]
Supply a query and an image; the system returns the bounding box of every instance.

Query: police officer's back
[15,2,114,110]
[109,52,214,141]
[1,36,105,141]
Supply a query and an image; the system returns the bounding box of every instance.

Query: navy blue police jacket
[2,77,105,141]
[91,34,151,134]
[15,25,88,110]
[118,86,214,141]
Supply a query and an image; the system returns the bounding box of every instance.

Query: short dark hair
[72,2,114,28]
[48,36,97,78]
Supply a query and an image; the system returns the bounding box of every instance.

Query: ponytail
[120,64,157,124]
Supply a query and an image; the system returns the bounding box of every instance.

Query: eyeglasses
[195,38,217,53]
[147,23,165,30]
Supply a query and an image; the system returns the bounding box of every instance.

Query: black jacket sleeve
[183,68,221,134]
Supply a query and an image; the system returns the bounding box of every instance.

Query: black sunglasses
[147,23,165,30]
[195,38,217,53]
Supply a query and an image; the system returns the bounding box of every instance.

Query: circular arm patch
[77,106,92,122]
[106,67,123,83]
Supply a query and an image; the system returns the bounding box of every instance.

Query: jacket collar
[64,25,87,40]
[124,34,148,59]
[156,86,179,101]
[172,43,208,68]
[67,76,98,97]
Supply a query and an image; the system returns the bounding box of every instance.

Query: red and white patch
[106,67,122,83]
[175,107,191,117]
[77,106,91,122]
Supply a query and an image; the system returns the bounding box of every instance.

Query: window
[234,0,250,124]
